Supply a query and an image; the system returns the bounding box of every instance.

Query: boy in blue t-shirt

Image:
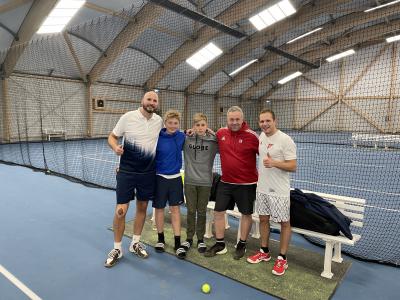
[153,110,189,258]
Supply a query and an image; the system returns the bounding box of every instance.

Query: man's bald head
[141,91,159,114]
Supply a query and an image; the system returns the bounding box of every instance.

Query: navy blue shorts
[153,175,184,209]
[116,170,156,204]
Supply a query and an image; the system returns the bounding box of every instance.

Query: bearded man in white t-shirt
[104,91,163,267]
[247,109,297,276]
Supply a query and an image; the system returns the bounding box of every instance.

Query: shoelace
[275,260,284,268]
[108,249,120,259]
[176,248,186,254]
[182,241,191,248]
[135,242,147,252]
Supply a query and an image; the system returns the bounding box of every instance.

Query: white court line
[292,179,400,197]
[77,155,117,164]
[296,157,386,168]
[364,204,400,213]
[342,162,386,168]
[0,264,42,300]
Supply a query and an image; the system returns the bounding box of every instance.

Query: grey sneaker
[181,240,191,251]
[197,241,207,253]
[175,247,187,259]
[104,249,122,268]
[155,242,165,253]
[204,242,227,257]
[129,242,149,258]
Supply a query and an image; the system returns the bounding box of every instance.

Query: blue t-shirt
[156,128,185,175]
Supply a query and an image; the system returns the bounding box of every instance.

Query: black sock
[261,247,269,253]
[158,232,165,243]
[279,253,287,260]
[174,235,181,250]
[197,239,204,245]
[237,239,246,249]
[186,238,193,246]
[216,238,225,247]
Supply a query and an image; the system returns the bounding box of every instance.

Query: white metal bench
[205,190,366,279]
[43,129,66,141]
[351,133,400,149]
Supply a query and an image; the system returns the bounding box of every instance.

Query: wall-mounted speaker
[93,98,105,110]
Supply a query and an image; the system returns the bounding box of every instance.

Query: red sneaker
[247,250,271,264]
[272,256,288,276]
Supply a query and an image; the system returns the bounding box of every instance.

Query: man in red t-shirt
[204,106,259,260]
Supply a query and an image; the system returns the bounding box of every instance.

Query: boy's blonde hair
[193,113,207,124]
[164,109,181,122]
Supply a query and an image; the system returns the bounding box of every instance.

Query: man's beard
[143,104,155,113]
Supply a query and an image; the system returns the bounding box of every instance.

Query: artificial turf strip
[112,214,350,300]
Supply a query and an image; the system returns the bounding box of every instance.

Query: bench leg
[251,219,260,239]
[332,242,343,263]
[321,241,334,279]
[236,217,242,245]
[151,208,156,231]
[225,213,230,229]
[204,209,214,239]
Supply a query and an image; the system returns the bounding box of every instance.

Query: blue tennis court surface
[0,138,399,264]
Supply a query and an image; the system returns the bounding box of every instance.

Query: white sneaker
[104,249,122,268]
[129,242,149,258]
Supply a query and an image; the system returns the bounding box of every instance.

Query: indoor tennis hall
[0,1,399,299]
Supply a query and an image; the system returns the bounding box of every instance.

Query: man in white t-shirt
[104,91,163,267]
[247,109,297,276]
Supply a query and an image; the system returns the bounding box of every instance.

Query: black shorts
[153,175,184,209]
[116,170,156,204]
[214,182,256,215]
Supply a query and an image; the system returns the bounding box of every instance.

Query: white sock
[114,242,122,252]
[132,234,141,244]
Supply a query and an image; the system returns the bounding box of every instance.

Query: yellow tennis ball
[201,283,211,294]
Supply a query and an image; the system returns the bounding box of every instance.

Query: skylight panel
[186,43,223,70]
[37,0,86,34]
[249,0,296,31]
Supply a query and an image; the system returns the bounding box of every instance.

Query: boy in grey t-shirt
[183,113,218,253]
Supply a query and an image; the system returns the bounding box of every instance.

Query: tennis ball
[201,283,211,294]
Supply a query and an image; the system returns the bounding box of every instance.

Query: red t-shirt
[216,122,259,184]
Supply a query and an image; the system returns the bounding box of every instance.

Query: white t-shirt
[257,130,297,198]
[113,109,162,173]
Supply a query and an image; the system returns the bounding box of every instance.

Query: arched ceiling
[0,0,399,99]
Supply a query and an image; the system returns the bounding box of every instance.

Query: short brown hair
[260,109,276,120]
[164,110,181,122]
[193,113,207,124]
